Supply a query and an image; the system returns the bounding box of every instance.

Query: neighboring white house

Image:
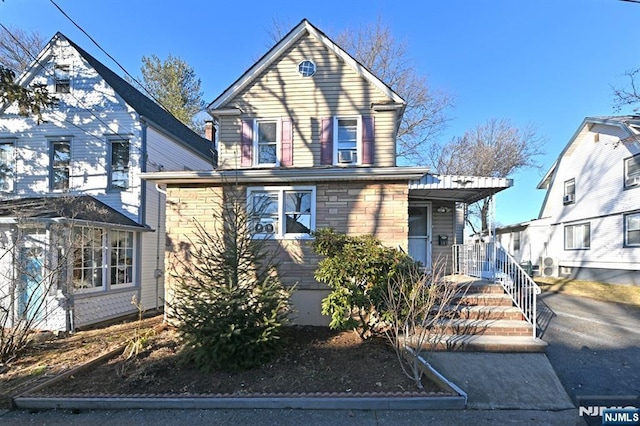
[0,32,214,331]
[497,116,640,285]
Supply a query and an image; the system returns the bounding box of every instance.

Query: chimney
[204,120,215,141]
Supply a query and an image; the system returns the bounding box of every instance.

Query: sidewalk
[0,352,579,425]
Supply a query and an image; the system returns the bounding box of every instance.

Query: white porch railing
[452,242,541,338]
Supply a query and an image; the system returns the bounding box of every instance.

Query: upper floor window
[625,212,640,247]
[50,140,71,191]
[248,186,315,239]
[565,222,590,250]
[321,115,374,166]
[0,141,15,192]
[255,120,279,166]
[109,139,130,190]
[335,117,359,165]
[298,60,316,77]
[624,154,640,188]
[54,65,71,93]
[563,178,575,204]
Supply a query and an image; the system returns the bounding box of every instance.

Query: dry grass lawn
[535,277,640,307]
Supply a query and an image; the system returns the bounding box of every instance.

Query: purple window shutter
[362,116,375,165]
[320,117,333,165]
[281,118,293,166]
[240,119,253,167]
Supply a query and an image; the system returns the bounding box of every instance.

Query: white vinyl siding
[0,140,15,192]
[625,212,640,247]
[564,222,590,250]
[624,154,640,188]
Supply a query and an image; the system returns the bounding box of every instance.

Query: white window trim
[333,115,361,166]
[564,222,590,250]
[0,139,16,193]
[71,227,137,294]
[247,186,316,240]
[253,119,280,167]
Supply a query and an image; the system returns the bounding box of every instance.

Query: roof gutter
[140,166,430,185]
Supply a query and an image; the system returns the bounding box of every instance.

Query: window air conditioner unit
[540,257,558,277]
[563,194,575,204]
[627,176,640,186]
[338,150,356,164]
[254,219,276,234]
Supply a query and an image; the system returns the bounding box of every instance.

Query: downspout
[138,120,148,306]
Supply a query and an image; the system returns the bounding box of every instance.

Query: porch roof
[408,174,513,204]
[0,196,150,231]
[141,166,431,185]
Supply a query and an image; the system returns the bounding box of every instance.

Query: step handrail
[452,242,541,338]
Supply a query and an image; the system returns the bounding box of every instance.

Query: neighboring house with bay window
[0,32,214,332]
[143,19,512,325]
[496,116,640,285]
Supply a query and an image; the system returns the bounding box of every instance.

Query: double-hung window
[50,139,71,191]
[255,120,279,166]
[563,178,575,204]
[109,139,130,190]
[564,222,590,250]
[334,117,359,165]
[54,64,70,93]
[624,154,640,188]
[625,212,640,247]
[0,140,15,192]
[248,186,315,238]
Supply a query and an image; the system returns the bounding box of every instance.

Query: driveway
[538,292,640,401]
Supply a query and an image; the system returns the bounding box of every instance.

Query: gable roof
[535,115,640,219]
[15,32,213,162]
[208,19,405,112]
[537,115,640,190]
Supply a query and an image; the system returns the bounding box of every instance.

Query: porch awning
[408,174,513,204]
[0,196,150,231]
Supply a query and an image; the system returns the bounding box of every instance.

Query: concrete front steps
[430,277,547,353]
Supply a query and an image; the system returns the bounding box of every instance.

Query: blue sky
[2,0,639,226]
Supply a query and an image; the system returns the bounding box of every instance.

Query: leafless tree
[430,118,546,233]
[383,258,462,389]
[0,26,47,76]
[267,17,454,165]
[0,198,111,364]
[612,68,640,113]
[336,18,454,165]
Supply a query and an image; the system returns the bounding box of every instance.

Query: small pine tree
[167,185,292,371]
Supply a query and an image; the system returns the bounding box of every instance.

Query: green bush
[168,186,292,371]
[311,228,420,338]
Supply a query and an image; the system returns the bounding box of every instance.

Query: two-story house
[0,33,214,332]
[497,116,640,285]
[144,19,513,325]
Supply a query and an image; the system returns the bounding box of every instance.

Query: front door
[17,232,46,322]
[408,203,432,268]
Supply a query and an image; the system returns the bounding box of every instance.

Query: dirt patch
[6,316,449,401]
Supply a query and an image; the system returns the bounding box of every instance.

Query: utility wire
[0,22,163,171]
[48,0,168,112]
